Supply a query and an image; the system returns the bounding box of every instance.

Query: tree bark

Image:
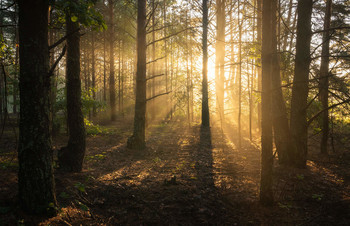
[215,0,225,122]
[271,0,293,164]
[18,0,57,214]
[202,0,210,128]
[58,10,86,172]
[127,0,147,149]
[260,0,274,205]
[108,0,116,121]
[290,0,313,168]
[319,0,332,155]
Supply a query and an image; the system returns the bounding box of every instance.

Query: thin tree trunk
[108,0,116,121]
[257,0,262,132]
[319,0,332,155]
[215,0,225,122]
[202,0,210,127]
[238,0,242,148]
[103,30,107,102]
[91,31,96,117]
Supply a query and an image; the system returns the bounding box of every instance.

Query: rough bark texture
[108,0,116,121]
[319,0,332,154]
[201,0,210,128]
[271,0,293,164]
[58,12,86,172]
[290,0,313,168]
[17,0,57,214]
[127,0,147,150]
[260,0,274,205]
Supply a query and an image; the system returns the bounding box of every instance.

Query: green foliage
[74,182,86,193]
[84,118,111,135]
[55,0,107,30]
[59,192,70,199]
[82,88,106,116]
[0,206,11,214]
[312,194,324,201]
[75,200,89,211]
[296,174,304,180]
[86,153,107,162]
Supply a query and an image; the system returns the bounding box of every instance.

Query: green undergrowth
[84,119,114,136]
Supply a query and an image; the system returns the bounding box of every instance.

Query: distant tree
[17,0,57,214]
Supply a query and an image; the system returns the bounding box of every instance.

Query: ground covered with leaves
[0,116,350,225]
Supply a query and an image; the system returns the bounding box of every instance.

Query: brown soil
[0,117,349,225]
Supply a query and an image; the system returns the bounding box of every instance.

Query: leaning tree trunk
[127,0,147,149]
[290,0,313,168]
[319,0,332,155]
[18,0,57,214]
[58,11,86,172]
[202,0,210,128]
[260,0,274,205]
[271,0,293,165]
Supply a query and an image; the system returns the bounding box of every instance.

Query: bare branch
[146,91,171,102]
[147,27,193,47]
[146,73,164,81]
[48,45,67,77]
[307,99,350,126]
[49,28,80,50]
[146,56,165,65]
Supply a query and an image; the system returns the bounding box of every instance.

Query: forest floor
[0,116,350,225]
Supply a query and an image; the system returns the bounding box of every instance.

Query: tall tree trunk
[18,0,57,214]
[58,11,86,172]
[319,0,332,155]
[257,0,262,132]
[103,30,107,102]
[215,0,225,122]
[202,0,210,127]
[237,0,242,148]
[127,0,147,149]
[290,0,313,168]
[108,0,116,121]
[271,0,293,164]
[91,31,96,117]
[260,0,274,205]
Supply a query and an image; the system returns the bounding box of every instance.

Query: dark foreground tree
[18,0,57,214]
[127,0,147,149]
[290,0,313,168]
[201,0,210,127]
[260,0,273,205]
[58,8,86,172]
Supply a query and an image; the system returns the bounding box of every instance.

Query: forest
[0,0,349,225]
